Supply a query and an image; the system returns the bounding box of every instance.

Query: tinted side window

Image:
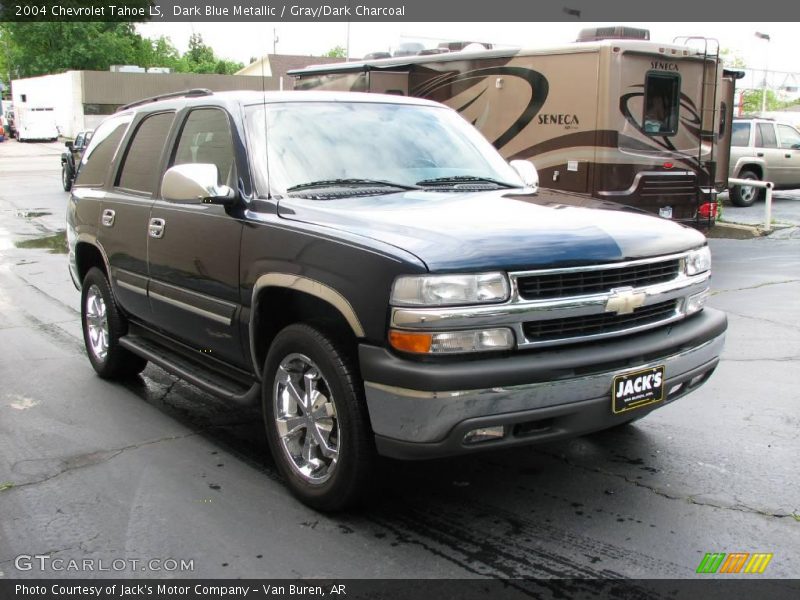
[755,123,777,148]
[116,112,175,194]
[643,72,680,136]
[74,114,132,187]
[731,122,750,147]
[171,109,235,186]
[777,124,800,149]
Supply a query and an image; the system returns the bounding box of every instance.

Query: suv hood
[277,188,706,271]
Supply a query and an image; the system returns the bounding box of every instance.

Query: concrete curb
[707,221,765,239]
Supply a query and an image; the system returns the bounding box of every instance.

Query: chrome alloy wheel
[739,181,756,204]
[85,284,109,361]
[273,353,339,484]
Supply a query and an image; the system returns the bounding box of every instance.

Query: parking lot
[0,140,798,582]
[720,188,800,232]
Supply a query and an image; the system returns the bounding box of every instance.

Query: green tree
[136,36,183,71]
[181,33,243,74]
[324,46,347,58]
[740,89,800,114]
[720,48,747,69]
[0,24,243,79]
[0,22,145,77]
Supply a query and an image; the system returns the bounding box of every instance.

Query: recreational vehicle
[291,29,741,228]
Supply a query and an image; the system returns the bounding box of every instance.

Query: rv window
[731,122,750,147]
[643,72,680,136]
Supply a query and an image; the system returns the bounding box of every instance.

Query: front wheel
[263,324,375,511]
[81,267,147,379]
[729,169,762,207]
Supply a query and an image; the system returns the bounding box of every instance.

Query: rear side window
[74,114,132,187]
[777,124,800,149]
[731,122,750,147]
[643,72,680,136]
[116,112,175,194]
[171,108,235,187]
[755,123,777,148]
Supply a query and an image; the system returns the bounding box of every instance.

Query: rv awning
[287,48,519,77]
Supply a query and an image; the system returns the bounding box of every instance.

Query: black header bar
[1,0,800,22]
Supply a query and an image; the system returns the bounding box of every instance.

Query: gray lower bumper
[363,325,725,459]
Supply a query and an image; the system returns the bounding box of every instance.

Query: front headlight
[685,246,711,276]
[391,272,509,307]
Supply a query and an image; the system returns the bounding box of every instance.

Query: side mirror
[64,141,74,150]
[161,163,235,206]
[509,159,539,193]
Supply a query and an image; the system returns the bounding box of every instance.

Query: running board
[119,334,261,405]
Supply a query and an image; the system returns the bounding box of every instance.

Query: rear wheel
[730,169,762,207]
[81,267,147,379]
[263,324,375,511]
[61,162,73,191]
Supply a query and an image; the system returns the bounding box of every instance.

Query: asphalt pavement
[720,188,800,231]
[0,140,798,583]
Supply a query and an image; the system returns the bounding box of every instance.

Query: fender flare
[249,273,365,375]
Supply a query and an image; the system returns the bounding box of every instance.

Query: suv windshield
[245,101,522,196]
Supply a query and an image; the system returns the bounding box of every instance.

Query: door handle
[786,154,792,158]
[101,209,115,227]
[756,152,764,158]
[148,218,166,239]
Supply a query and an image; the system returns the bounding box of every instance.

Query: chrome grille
[522,299,679,343]
[517,259,681,300]
[390,251,711,350]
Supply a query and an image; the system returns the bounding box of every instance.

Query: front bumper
[360,308,726,459]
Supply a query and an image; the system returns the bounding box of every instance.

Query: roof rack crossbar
[118,88,213,112]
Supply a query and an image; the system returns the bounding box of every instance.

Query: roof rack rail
[118,88,213,112]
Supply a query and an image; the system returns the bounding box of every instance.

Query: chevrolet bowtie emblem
[605,288,646,315]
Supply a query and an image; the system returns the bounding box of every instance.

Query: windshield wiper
[415,175,520,188]
[287,178,420,192]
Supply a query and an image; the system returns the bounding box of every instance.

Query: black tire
[61,163,73,191]
[729,169,763,207]
[262,323,375,511]
[80,267,147,379]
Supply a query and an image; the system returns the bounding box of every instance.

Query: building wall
[80,71,276,105]
[11,71,280,138]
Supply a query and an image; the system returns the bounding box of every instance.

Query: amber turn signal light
[389,330,433,354]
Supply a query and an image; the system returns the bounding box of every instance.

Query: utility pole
[273,28,278,55]
[755,31,770,115]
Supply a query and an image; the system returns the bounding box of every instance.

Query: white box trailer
[14,106,59,142]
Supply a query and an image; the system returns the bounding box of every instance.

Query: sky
[137,21,800,81]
